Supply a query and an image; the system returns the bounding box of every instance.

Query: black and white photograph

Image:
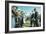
[5,1,45,33]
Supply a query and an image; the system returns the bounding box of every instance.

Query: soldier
[15,10,23,28]
[11,6,17,28]
[30,11,35,27]
[34,8,39,27]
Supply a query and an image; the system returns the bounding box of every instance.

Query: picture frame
[5,1,45,33]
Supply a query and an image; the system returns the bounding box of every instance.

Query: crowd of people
[11,6,41,28]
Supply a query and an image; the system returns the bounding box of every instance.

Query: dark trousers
[30,20,39,27]
[34,20,39,27]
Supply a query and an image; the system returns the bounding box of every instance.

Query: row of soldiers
[30,8,41,27]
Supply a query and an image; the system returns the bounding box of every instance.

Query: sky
[16,6,41,16]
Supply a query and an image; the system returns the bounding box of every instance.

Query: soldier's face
[15,12,20,16]
[12,7,16,12]
[34,8,36,11]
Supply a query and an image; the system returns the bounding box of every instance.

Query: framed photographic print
[5,1,45,33]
